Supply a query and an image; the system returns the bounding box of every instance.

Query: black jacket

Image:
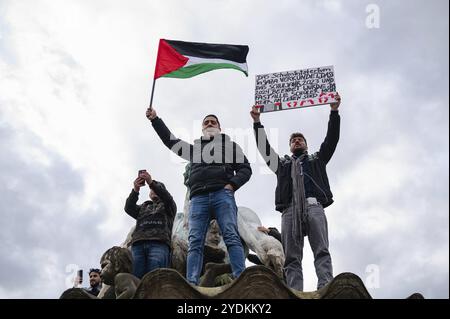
[84,284,102,297]
[124,181,177,247]
[253,111,340,211]
[152,117,252,198]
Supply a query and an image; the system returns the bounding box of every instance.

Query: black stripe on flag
[165,40,249,63]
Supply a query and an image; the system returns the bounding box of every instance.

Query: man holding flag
[146,39,252,286]
[147,109,252,286]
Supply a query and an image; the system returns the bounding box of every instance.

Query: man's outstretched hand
[140,170,153,186]
[146,107,157,120]
[330,93,341,111]
[133,177,144,193]
[250,106,261,123]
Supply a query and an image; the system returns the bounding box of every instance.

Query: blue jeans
[186,188,245,285]
[131,240,170,279]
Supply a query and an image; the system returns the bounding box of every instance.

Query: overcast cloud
[0,0,448,298]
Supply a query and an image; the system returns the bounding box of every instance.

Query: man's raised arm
[251,106,280,174]
[318,93,341,164]
[146,107,193,162]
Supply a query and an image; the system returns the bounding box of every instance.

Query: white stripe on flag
[185,56,248,71]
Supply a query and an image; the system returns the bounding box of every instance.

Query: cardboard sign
[255,66,337,113]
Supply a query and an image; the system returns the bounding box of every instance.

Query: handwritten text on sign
[255,66,337,113]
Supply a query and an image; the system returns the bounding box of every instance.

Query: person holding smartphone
[85,268,102,296]
[124,170,177,279]
[72,268,102,297]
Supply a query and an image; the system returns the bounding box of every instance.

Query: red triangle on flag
[154,39,189,79]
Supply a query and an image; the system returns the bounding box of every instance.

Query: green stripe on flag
[162,63,248,79]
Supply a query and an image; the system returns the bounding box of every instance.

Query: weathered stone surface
[60,288,97,299]
[130,266,423,299]
[199,262,232,288]
[99,246,139,299]
[62,266,424,299]
[134,268,205,299]
[318,272,372,299]
[215,266,299,299]
[406,293,425,299]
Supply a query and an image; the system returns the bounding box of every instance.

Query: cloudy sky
[0,0,448,299]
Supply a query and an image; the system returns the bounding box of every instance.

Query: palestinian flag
[154,39,249,79]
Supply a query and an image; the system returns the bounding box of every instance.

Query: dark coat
[151,117,252,198]
[253,111,340,211]
[124,181,176,247]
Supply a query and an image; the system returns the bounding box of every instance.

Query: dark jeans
[186,188,245,285]
[131,240,170,279]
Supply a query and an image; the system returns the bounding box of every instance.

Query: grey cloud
[0,119,110,297]
[330,154,449,298]
[44,47,89,106]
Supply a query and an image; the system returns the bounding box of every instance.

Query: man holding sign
[250,93,341,291]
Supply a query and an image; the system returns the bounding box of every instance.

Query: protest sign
[255,66,337,113]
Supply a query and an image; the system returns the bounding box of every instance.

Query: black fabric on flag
[165,40,249,63]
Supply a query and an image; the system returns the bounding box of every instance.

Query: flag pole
[149,78,156,111]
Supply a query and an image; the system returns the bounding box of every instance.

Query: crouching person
[124,169,177,279]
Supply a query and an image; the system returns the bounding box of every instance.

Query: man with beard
[146,108,252,286]
[85,268,102,297]
[250,93,341,291]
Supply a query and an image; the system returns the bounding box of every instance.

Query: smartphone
[77,269,83,284]
[138,170,146,186]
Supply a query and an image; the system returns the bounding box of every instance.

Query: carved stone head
[206,219,221,246]
[100,246,133,285]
